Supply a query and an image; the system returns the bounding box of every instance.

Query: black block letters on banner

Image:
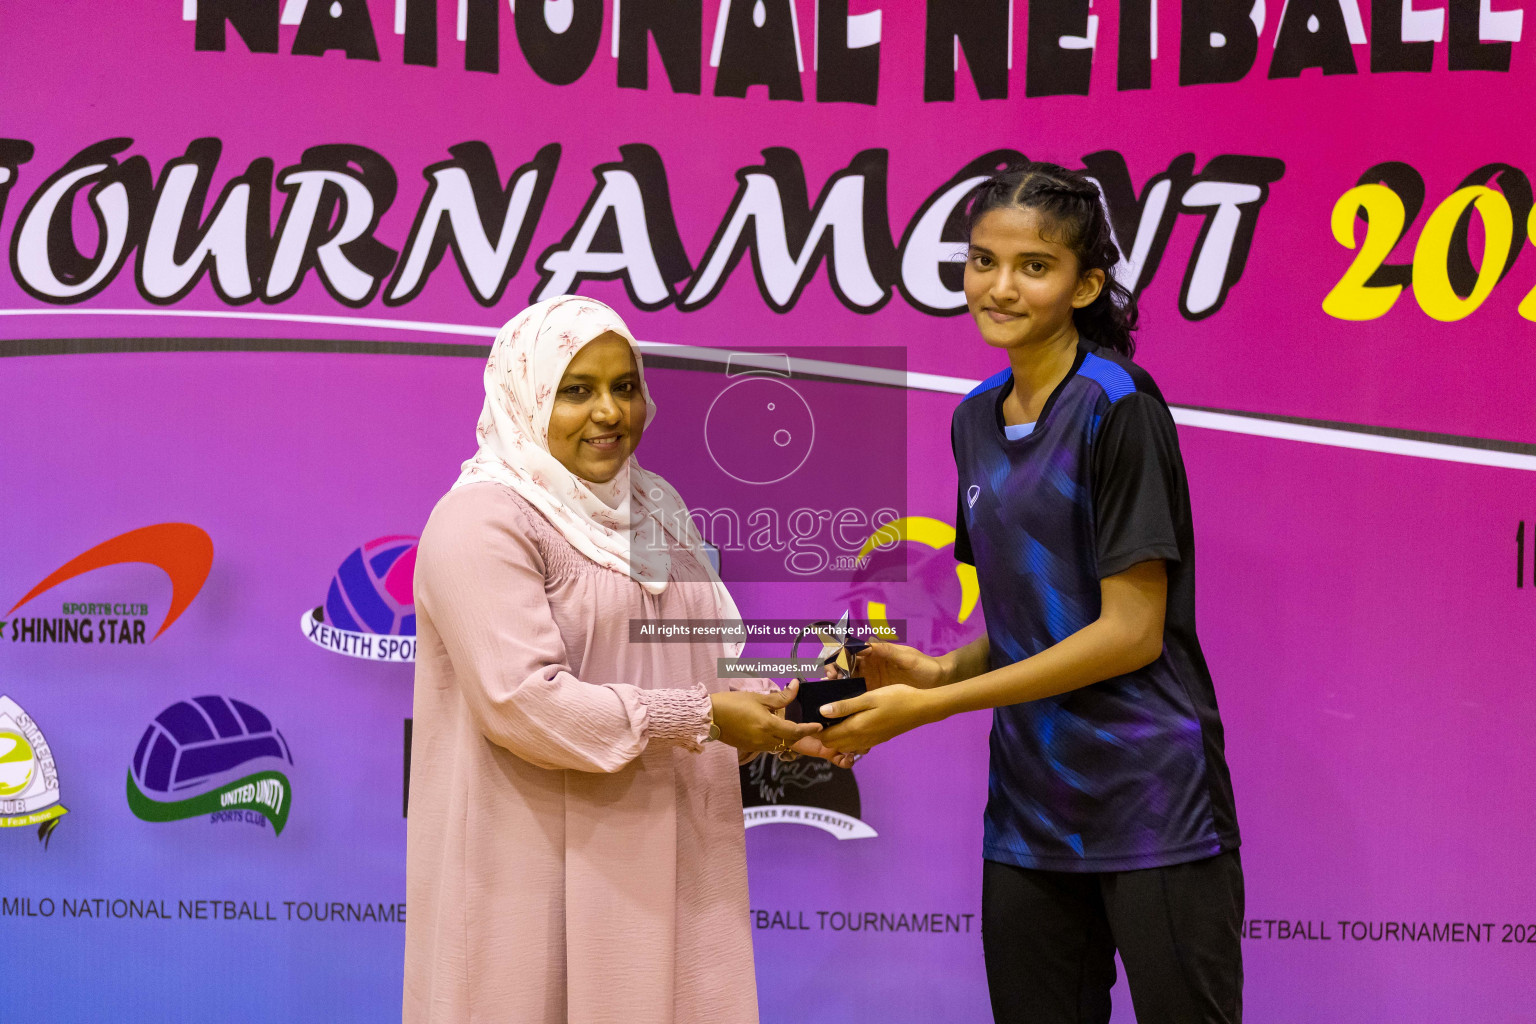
[292,0,380,61]
[924,0,1009,102]
[1269,0,1357,78]
[714,0,804,100]
[403,0,438,66]
[179,1,1523,95]
[194,0,280,53]
[1180,0,1259,85]
[816,0,880,105]
[181,3,1523,95]
[617,0,703,94]
[516,0,604,85]
[1118,0,1154,90]
[466,0,499,72]
[1370,0,1434,73]
[1026,0,1093,97]
[1449,0,1514,71]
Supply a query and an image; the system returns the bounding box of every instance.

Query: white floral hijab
[454,296,743,647]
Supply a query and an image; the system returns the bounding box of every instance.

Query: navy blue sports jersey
[952,339,1239,872]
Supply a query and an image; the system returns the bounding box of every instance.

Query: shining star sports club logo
[301,536,418,663]
[1,524,213,646]
[127,696,293,836]
[0,696,67,847]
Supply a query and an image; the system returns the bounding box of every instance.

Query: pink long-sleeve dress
[404,482,760,1024]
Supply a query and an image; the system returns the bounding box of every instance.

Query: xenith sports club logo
[301,536,417,663]
[127,696,293,836]
[0,696,67,847]
[2,524,213,646]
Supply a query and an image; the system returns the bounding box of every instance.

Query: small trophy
[791,610,870,729]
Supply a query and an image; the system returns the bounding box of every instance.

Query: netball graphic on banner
[2,2,1533,1022]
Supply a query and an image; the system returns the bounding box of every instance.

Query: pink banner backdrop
[2,3,1534,1021]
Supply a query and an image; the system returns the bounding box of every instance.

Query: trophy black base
[794,676,867,729]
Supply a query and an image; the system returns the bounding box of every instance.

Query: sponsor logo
[1,524,213,646]
[0,695,67,847]
[741,755,876,840]
[127,696,293,836]
[966,485,980,509]
[301,536,418,663]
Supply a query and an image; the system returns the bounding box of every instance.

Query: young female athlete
[819,163,1244,1024]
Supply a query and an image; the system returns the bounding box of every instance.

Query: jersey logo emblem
[966,485,980,508]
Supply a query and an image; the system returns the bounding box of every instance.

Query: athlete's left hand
[818,684,941,751]
[790,732,859,768]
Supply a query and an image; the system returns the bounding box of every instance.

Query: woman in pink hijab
[404,296,844,1024]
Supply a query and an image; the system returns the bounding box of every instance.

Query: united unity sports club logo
[127,696,294,836]
[0,696,67,847]
[1,524,213,646]
[301,536,418,663]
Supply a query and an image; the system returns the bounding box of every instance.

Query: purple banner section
[3,3,1535,1022]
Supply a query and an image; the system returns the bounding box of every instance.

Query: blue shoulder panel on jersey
[1076,352,1137,403]
[964,367,1013,400]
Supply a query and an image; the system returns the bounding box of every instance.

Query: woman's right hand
[710,685,822,753]
[854,638,948,691]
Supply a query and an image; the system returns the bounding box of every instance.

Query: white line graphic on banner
[1168,407,1536,472]
[3,307,1532,471]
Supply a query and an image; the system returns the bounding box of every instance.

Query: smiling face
[545,333,645,484]
[963,205,1105,352]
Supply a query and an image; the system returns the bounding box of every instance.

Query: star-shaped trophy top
[813,610,870,676]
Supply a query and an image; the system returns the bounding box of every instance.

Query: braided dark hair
[960,162,1138,357]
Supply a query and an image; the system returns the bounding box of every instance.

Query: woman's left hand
[818,684,941,751]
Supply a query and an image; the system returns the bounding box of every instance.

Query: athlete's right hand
[710,684,822,753]
[853,638,948,691]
